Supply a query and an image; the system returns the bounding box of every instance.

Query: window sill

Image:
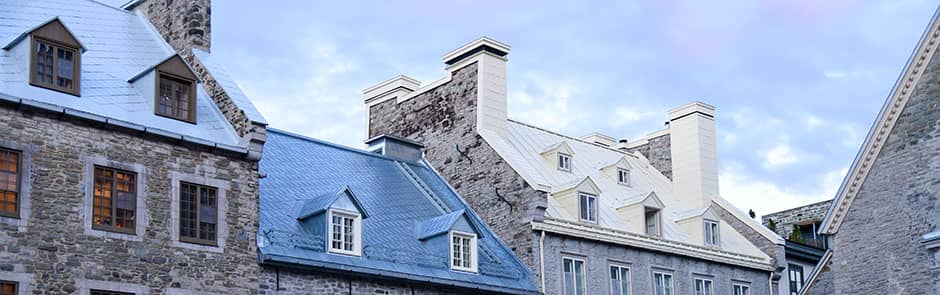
[450,267,478,274]
[327,249,362,257]
[84,227,143,242]
[171,239,223,253]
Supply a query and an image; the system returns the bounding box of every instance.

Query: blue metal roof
[259,128,539,294]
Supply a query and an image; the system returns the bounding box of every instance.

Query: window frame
[0,148,21,219]
[0,280,16,295]
[154,71,197,123]
[326,208,362,256]
[645,207,661,236]
[561,256,586,295]
[733,283,751,295]
[617,168,631,186]
[652,271,674,295]
[693,277,714,295]
[449,231,478,273]
[578,192,598,224]
[178,181,219,246]
[91,166,138,234]
[788,264,804,295]
[704,219,720,247]
[29,36,81,96]
[608,263,631,295]
[558,153,572,172]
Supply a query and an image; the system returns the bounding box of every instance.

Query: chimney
[365,135,426,163]
[580,132,617,147]
[128,0,212,53]
[363,75,421,107]
[441,37,511,137]
[668,101,718,210]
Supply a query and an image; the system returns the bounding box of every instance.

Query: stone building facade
[762,200,831,247]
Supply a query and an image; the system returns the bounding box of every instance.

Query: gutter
[0,92,261,161]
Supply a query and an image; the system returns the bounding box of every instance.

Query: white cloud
[805,115,823,128]
[823,70,849,79]
[509,73,584,131]
[720,164,847,219]
[759,143,800,169]
[610,107,657,128]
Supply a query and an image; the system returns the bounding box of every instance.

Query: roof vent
[365,135,425,163]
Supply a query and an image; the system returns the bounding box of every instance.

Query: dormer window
[156,74,195,122]
[618,168,631,186]
[704,219,720,247]
[645,207,661,236]
[21,19,83,96]
[558,153,572,171]
[579,192,597,223]
[450,231,478,272]
[328,209,361,256]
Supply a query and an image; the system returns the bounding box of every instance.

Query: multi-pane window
[617,168,631,186]
[558,153,572,171]
[609,265,631,295]
[0,281,16,295]
[0,149,20,218]
[562,257,586,295]
[579,193,597,223]
[788,264,804,295]
[733,284,751,295]
[704,220,720,247]
[450,231,477,272]
[92,166,136,233]
[645,207,661,236]
[157,74,195,122]
[329,210,359,255]
[694,278,713,295]
[90,290,134,295]
[653,272,673,295]
[32,39,79,95]
[179,182,218,245]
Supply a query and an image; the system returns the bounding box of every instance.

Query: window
[90,290,133,295]
[0,281,16,295]
[328,209,361,256]
[645,207,660,236]
[0,148,20,218]
[609,265,631,295]
[617,168,631,186]
[704,220,720,247]
[92,166,137,233]
[652,272,673,295]
[179,182,218,245]
[579,193,597,223]
[450,231,478,272]
[31,38,79,95]
[562,257,586,295]
[558,153,572,171]
[694,278,713,295]
[733,284,750,295]
[156,74,196,122]
[788,264,804,295]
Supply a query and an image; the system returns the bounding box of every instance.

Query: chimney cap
[363,75,422,104]
[668,101,715,121]
[364,134,426,149]
[442,37,511,65]
[619,139,628,143]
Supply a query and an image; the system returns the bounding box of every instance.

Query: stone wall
[539,233,770,295]
[624,133,672,180]
[367,62,548,274]
[713,204,784,270]
[136,0,211,53]
[0,105,260,294]
[258,266,482,295]
[761,200,831,239]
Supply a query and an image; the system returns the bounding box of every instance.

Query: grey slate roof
[0,0,259,147]
[258,128,539,295]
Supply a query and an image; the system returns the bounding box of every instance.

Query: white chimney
[668,101,718,210]
[441,37,511,137]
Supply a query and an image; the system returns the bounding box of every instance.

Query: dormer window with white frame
[558,153,572,172]
[704,219,720,247]
[541,141,575,173]
[645,207,661,236]
[296,186,369,257]
[450,231,478,272]
[618,168,631,186]
[328,208,361,256]
[579,192,597,223]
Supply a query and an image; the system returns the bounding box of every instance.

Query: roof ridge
[507,119,637,158]
[85,0,136,15]
[267,128,402,163]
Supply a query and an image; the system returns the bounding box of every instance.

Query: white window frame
[645,207,661,236]
[617,168,631,186]
[733,283,750,295]
[579,192,598,223]
[704,219,720,247]
[609,264,631,295]
[693,278,714,295]
[558,153,572,172]
[562,256,586,295]
[449,231,478,272]
[652,271,673,295]
[327,208,362,256]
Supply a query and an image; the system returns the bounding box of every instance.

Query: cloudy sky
[210,0,936,217]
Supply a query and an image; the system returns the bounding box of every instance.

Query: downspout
[539,230,546,293]
[769,271,774,295]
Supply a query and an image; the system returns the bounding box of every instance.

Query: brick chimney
[129,0,211,53]
[668,101,718,210]
[442,37,511,138]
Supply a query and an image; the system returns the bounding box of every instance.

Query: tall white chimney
[668,101,718,210]
[441,37,511,137]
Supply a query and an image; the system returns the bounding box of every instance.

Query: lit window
[450,231,477,272]
[0,148,20,218]
[653,272,673,295]
[579,192,597,223]
[562,257,586,295]
[609,265,631,295]
[558,153,572,171]
[788,264,804,295]
[694,278,713,295]
[0,281,16,295]
[156,74,196,122]
[733,284,750,295]
[617,168,630,186]
[179,182,218,246]
[92,166,137,233]
[31,38,80,95]
[645,207,661,236]
[329,210,361,256]
[704,220,720,247]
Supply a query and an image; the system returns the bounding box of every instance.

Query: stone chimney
[129,0,211,54]
[442,37,511,137]
[365,135,425,163]
[668,101,718,210]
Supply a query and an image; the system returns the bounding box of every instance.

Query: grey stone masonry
[761,200,831,240]
[258,267,487,295]
[0,103,261,294]
[624,133,672,180]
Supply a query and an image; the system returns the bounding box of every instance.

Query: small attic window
[328,209,361,256]
[617,168,631,186]
[558,153,572,172]
[450,231,478,272]
[704,219,720,247]
[156,73,196,123]
[29,20,82,96]
[645,207,661,236]
[579,192,597,223]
